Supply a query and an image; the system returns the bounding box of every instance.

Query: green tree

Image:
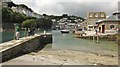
[36,18,52,30]
[22,19,36,28]
[43,14,47,16]
[7,2,16,7]
[2,7,26,23]
[2,6,36,24]
[2,7,13,23]
[62,14,68,18]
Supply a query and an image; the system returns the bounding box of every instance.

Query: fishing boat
[60,23,70,33]
[60,29,70,33]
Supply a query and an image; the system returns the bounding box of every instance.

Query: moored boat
[61,29,70,33]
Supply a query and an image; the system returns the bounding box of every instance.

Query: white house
[11,6,43,18]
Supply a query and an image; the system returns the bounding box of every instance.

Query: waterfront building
[67,23,77,29]
[81,12,106,31]
[96,11,120,34]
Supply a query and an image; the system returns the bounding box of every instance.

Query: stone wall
[80,35,117,41]
[1,33,52,62]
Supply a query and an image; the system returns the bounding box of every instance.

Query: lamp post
[13,23,17,39]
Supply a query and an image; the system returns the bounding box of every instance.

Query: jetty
[74,31,118,42]
[0,33,52,62]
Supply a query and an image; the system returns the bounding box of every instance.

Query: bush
[2,7,26,23]
[22,19,36,28]
[36,18,52,30]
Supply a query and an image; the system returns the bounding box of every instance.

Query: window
[89,26,93,28]
[95,14,98,17]
[110,24,115,29]
[90,14,93,17]
[101,14,105,17]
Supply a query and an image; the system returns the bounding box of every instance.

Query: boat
[74,28,87,38]
[60,29,70,33]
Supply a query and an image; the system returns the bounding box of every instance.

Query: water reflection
[0,30,118,56]
[51,30,118,55]
[0,31,25,43]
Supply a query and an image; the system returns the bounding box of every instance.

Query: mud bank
[3,49,118,65]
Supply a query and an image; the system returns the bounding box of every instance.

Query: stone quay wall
[0,33,52,62]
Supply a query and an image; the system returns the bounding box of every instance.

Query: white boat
[60,29,70,33]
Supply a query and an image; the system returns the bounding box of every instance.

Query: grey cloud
[12,0,118,17]
[57,2,118,17]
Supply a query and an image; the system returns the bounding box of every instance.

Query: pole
[14,23,16,40]
[93,35,95,42]
[97,35,99,43]
[24,28,27,37]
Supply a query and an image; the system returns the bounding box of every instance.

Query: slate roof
[96,12,120,24]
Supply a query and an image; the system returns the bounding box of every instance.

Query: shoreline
[43,48,117,57]
[3,48,118,65]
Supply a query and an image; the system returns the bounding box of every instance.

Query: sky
[11,0,119,18]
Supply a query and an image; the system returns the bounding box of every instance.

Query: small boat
[61,29,70,33]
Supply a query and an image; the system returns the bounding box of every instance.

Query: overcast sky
[11,0,119,18]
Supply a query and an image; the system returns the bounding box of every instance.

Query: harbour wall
[80,35,117,41]
[0,33,52,62]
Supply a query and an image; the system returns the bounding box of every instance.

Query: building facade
[81,12,106,31]
[96,11,120,34]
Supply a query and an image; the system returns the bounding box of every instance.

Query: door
[102,25,105,33]
[99,27,101,33]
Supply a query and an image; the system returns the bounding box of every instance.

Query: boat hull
[61,30,70,33]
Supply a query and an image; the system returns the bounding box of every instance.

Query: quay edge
[0,33,52,62]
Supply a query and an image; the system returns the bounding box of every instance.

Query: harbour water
[51,30,118,56]
[0,31,25,43]
[0,30,118,56]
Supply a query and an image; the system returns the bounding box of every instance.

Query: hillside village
[1,1,120,35]
[0,1,120,65]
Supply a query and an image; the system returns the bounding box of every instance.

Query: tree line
[2,6,52,30]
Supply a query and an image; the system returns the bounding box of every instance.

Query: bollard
[44,30,46,34]
[43,30,46,38]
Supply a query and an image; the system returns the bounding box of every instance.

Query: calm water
[0,30,48,43]
[0,31,25,43]
[51,30,118,55]
[0,30,118,55]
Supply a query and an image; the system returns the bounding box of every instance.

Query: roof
[113,11,120,15]
[96,14,120,23]
[87,12,106,19]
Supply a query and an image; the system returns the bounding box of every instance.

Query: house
[32,12,43,18]
[80,12,106,31]
[67,23,77,29]
[96,11,120,34]
[11,5,43,18]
